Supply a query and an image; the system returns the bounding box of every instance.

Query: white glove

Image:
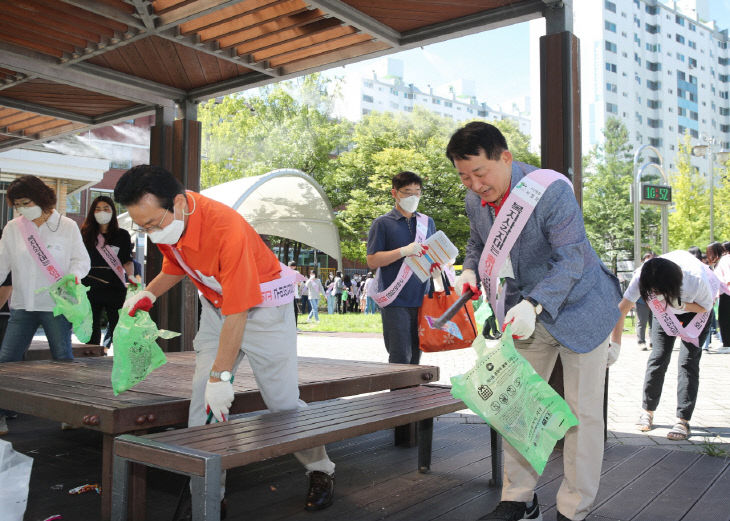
[205,380,234,422]
[122,290,156,317]
[504,299,538,339]
[400,242,426,258]
[607,341,621,367]
[455,268,479,298]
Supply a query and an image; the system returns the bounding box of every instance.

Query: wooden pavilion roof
[0,0,559,151]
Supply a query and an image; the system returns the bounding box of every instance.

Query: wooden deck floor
[6,414,730,521]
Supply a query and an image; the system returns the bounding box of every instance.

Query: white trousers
[501,322,608,521]
[191,297,335,496]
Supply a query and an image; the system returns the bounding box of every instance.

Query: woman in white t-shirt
[714,241,730,353]
[611,250,714,441]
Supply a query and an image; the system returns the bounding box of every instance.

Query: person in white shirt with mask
[305,271,325,323]
[612,250,715,441]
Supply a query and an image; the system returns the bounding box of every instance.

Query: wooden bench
[111,385,503,521]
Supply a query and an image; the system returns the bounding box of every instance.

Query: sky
[322,0,730,113]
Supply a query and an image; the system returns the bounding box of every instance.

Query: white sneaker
[715,346,730,354]
[0,415,8,435]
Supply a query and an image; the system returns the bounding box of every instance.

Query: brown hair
[7,175,56,212]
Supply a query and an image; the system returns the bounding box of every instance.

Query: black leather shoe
[304,471,334,511]
[172,485,227,521]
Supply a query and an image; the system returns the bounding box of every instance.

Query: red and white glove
[454,269,480,300]
[503,300,538,339]
[205,380,234,422]
[400,242,428,258]
[123,290,156,317]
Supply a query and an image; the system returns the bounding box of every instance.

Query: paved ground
[297,328,730,455]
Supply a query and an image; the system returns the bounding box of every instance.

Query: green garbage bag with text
[450,325,578,474]
[111,286,178,395]
[42,274,93,343]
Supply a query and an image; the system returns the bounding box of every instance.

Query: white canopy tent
[201,169,342,268]
[120,169,342,269]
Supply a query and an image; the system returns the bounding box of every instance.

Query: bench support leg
[417,418,433,473]
[190,455,222,521]
[111,455,130,521]
[489,428,503,488]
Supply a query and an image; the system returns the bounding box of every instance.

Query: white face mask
[94,211,113,225]
[148,207,185,244]
[398,195,420,214]
[17,205,42,221]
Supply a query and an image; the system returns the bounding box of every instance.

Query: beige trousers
[501,322,608,521]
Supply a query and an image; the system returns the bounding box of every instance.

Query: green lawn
[297,311,383,333]
[296,308,635,335]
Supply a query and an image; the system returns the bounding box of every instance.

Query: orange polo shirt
[158,192,281,315]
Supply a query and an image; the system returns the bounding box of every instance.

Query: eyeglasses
[397,189,422,197]
[133,208,169,234]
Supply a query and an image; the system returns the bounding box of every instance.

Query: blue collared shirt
[367,208,436,307]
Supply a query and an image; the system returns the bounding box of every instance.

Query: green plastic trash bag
[41,274,93,343]
[451,326,579,475]
[111,286,178,395]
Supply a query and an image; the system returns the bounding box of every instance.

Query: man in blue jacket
[447,122,621,521]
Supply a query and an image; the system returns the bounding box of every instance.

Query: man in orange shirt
[114,165,335,519]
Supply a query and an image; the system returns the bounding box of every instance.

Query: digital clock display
[641,184,672,204]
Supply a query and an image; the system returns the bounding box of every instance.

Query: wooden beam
[55,0,145,30]
[0,95,93,123]
[155,0,253,31]
[305,0,400,47]
[129,0,158,31]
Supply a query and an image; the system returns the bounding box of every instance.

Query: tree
[668,134,710,249]
[198,73,349,189]
[198,74,349,263]
[582,117,660,270]
[711,156,730,243]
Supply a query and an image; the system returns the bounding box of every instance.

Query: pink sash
[170,248,303,308]
[18,216,64,283]
[477,170,572,324]
[373,212,429,307]
[647,266,730,346]
[96,233,127,285]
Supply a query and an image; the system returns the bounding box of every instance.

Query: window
[389,88,398,95]
[677,70,686,81]
[404,92,414,99]
[678,107,686,117]
[676,52,685,61]
[364,80,373,88]
[605,21,616,32]
[605,40,617,53]
[444,101,452,107]
[362,94,373,103]
[390,101,399,109]
[647,80,661,90]
[404,106,413,112]
[688,92,697,102]
[648,137,663,147]
[689,74,697,85]
[690,129,699,138]
[432,98,441,105]
[647,99,661,109]
[645,23,660,34]
[66,191,81,214]
[719,40,728,50]
[675,15,684,26]
[689,57,697,68]
[636,113,643,124]
[720,57,730,66]
[646,43,660,52]
[605,62,617,73]
[720,74,730,83]
[722,124,730,133]
[634,53,642,65]
[645,5,657,14]
[688,40,696,49]
[720,108,730,116]
[635,74,642,85]
[689,22,696,31]
[721,91,729,99]
[690,111,699,121]
[606,82,617,93]
[648,118,662,128]
[676,34,685,44]
[678,124,686,134]
[646,61,661,71]
[606,102,618,114]
[605,0,616,13]
[110,160,132,170]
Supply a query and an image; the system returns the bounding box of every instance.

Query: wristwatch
[525,297,543,315]
[209,369,233,382]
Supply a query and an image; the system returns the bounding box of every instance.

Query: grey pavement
[297,328,730,455]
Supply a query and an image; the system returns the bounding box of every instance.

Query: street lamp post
[633,145,669,268]
[692,136,730,243]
